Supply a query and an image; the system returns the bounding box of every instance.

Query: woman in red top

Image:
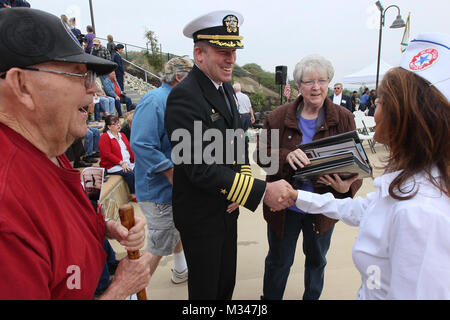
[99,115,136,201]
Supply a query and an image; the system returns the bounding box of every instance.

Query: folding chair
[353,110,365,119]
[363,116,376,132]
[354,117,376,153]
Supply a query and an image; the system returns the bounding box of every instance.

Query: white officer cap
[400,32,450,101]
[183,10,244,49]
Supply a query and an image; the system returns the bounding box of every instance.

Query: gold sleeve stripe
[241,177,255,207]
[231,174,245,203]
[236,175,250,205]
[227,173,240,201]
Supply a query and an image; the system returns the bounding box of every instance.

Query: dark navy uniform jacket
[165,65,266,236]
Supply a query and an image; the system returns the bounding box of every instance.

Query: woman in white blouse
[281,33,450,299]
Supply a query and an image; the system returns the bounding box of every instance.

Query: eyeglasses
[301,79,329,87]
[0,67,96,89]
[334,87,342,90]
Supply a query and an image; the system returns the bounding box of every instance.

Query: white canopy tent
[342,60,395,85]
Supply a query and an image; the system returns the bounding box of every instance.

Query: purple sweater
[85,33,96,52]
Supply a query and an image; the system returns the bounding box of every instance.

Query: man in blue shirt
[359,88,370,111]
[130,56,193,284]
[100,72,134,117]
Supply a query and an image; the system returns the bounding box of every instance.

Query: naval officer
[165,10,294,299]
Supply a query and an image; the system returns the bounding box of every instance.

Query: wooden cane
[118,204,147,300]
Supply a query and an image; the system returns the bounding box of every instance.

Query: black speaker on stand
[275,65,287,105]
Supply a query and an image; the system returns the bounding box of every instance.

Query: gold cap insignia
[223,15,238,34]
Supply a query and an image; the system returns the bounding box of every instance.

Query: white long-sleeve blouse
[295,168,450,299]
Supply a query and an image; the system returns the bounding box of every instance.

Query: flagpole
[400,13,411,53]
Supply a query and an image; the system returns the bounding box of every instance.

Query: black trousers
[65,138,85,162]
[180,216,237,300]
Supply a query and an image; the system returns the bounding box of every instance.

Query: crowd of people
[61,18,139,296]
[328,83,378,116]
[58,15,136,169]
[357,87,378,115]
[0,7,448,301]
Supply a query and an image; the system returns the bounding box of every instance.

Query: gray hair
[161,56,193,84]
[193,41,212,64]
[233,82,241,92]
[293,54,334,85]
[161,71,188,84]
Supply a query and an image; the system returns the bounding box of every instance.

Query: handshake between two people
[261,173,360,212]
[260,148,360,213]
[226,148,360,213]
[224,179,297,213]
[264,179,297,212]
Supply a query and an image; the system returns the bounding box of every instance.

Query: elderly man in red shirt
[0,8,151,300]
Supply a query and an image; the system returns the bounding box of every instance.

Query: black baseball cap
[0,8,117,75]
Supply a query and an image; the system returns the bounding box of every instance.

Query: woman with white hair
[258,54,362,300]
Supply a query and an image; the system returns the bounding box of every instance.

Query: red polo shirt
[0,123,106,299]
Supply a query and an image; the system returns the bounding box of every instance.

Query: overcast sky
[29,0,450,89]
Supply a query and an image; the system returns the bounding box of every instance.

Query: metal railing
[97,36,181,63]
[122,57,161,82]
[97,36,180,87]
[96,37,147,60]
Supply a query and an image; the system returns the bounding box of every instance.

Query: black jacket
[165,65,266,236]
[329,94,354,113]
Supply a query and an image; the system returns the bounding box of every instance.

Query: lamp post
[375,1,405,90]
[88,0,96,34]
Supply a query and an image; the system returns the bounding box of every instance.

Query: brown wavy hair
[103,115,120,133]
[377,67,450,200]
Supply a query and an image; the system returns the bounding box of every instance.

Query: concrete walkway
[116,139,387,300]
